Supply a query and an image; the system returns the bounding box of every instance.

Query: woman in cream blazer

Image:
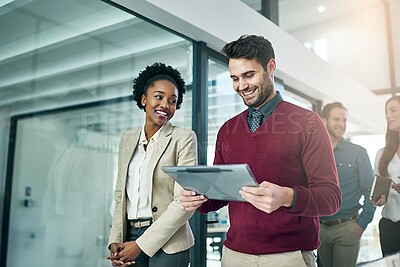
[108,63,197,267]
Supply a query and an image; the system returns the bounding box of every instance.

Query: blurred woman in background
[373,95,400,257]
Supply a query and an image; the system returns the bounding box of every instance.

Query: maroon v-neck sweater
[199,101,341,254]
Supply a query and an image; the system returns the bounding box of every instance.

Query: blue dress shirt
[320,138,375,230]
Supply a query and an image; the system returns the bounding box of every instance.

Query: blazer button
[152,207,158,212]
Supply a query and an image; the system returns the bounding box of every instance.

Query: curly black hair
[132,62,186,110]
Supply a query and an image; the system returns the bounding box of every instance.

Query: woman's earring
[142,103,145,106]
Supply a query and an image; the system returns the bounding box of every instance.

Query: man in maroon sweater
[180,35,341,267]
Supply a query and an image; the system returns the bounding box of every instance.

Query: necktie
[250,110,263,132]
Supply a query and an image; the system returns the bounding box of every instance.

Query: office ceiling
[243,0,400,99]
[0,0,191,115]
[1,0,399,136]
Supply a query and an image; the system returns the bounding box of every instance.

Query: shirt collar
[335,138,346,151]
[139,125,163,145]
[248,91,283,118]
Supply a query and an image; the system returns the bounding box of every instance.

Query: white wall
[352,134,386,169]
[291,5,389,90]
[391,0,400,86]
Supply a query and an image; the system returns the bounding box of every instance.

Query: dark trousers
[126,224,190,267]
[379,217,400,257]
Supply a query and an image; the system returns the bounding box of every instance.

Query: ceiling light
[317,5,326,13]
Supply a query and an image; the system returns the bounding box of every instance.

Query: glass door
[5,89,192,266]
[206,58,244,266]
[6,103,135,267]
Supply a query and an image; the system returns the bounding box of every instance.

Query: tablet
[370,175,392,202]
[162,164,258,201]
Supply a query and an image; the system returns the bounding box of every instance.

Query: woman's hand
[392,182,400,194]
[372,194,387,207]
[107,242,139,266]
[108,243,124,266]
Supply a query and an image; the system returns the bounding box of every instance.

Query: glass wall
[1,0,353,266]
[0,0,193,266]
[8,106,122,267]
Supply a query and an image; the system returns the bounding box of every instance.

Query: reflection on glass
[207,59,245,166]
[8,110,120,266]
[3,0,193,266]
[206,59,242,265]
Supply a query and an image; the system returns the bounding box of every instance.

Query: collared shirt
[375,148,400,222]
[321,138,375,230]
[126,125,163,219]
[247,91,283,127]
